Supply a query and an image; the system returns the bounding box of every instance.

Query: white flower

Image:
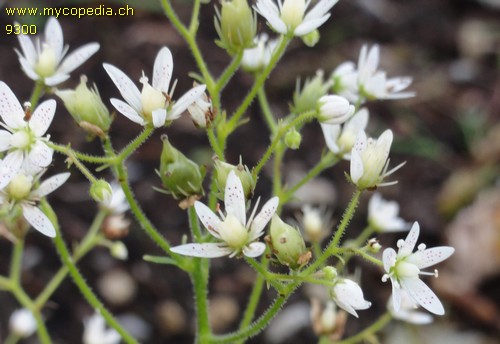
[187,85,213,128]
[350,129,404,189]
[15,17,99,86]
[101,182,129,215]
[0,82,55,183]
[83,312,120,344]
[331,278,371,318]
[254,0,339,37]
[382,222,455,315]
[9,308,37,338]
[103,46,206,128]
[171,170,279,258]
[331,61,358,101]
[316,95,355,125]
[368,193,409,232]
[320,107,368,159]
[300,205,331,243]
[388,289,433,325]
[242,34,279,72]
[0,172,70,237]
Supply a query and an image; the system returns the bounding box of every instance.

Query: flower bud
[90,179,112,204]
[301,29,320,47]
[214,158,255,199]
[56,75,111,138]
[187,84,214,128]
[159,135,204,200]
[291,70,331,114]
[322,266,337,280]
[110,241,128,260]
[102,214,130,240]
[7,173,33,201]
[367,238,381,253]
[284,128,302,150]
[316,95,355,125]
[270,215,309,269]
[216,0,256,55]
[9,309,36,338]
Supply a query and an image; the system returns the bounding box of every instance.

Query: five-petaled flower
[0,171,70,237]
[368,192,409,232]
[171,170,279,258]
[254,0,339,37]
[382,222,454,315]
[16,17,99,86]
[103,46,206,128]
[0,82,55,185]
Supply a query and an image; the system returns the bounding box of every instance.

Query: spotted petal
[21,204,56,237]
[103,63,142,112]
[224,170,246,227]
[169,85,206,120]
[249,196,279,241]
[410,247,455,270]
[383,247,397,274]
[0,81,25,130]
[170,243,232,258]
[152,47,173,94]
[31,172,70,199]
[194,201,222,239]
[26,141,53,172]
[30,99,56,136]
[400,277,444,315]
[110,98,145,126]
[399,222,420,257]
[0,151,23,189]
[57,43,100,76]
[45,17,64,60]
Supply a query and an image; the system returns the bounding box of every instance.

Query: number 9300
[6,24,37,35]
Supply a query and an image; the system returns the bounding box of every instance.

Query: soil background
[0,0,499,343]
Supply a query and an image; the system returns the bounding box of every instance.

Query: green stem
[337,248,383,267]
[188,205,202,242]
[188,0,201,35]
[29,80,45,108]
[257,87,278,133]
[323,312,392,344]
[272,142,285,198]
[216,51,243,93]
[49,142,115,165]
[9,239,24,284]
[4,333,21,344]
[117,126,154,162]
[49,206,138,344]
[66,149,98,183]
[192,258,211,344]
[353,225,375,247]
[207,128,224,159]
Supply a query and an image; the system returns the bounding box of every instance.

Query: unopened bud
[301,29,320,47]
[56,75,111,138]
[9,309,36,338]
[316,95,354,125]
[270,215,309,269]
[284,128,302,150]
[90,179,112,204]
[159,135,204,200]
[367,238,381,253]
[322,266,337,280]
[214,158,255,199]
[187,84,214,128]
[216,0,256,54]
[102,214,130,240]
[110,241,128,260]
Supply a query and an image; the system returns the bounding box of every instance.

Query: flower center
[35,44,58,77]
[395,261,420,279]
[140,75,167,121]
[7,173,33,201]
[10,130,32,150]
[218,213,248,249]
[281,0,306,30]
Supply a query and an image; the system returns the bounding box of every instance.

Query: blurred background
[0,0,499,343]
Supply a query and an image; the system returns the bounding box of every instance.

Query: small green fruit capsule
[90,179,112,204]
[322,266,337,280]
[216,0,256,54]
[270,215,308,269]
[301,29,320,47]
[214,159,255,200]
[284,128,302,150]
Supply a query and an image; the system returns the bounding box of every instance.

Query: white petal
[383,248,397,273]
[320,123,341,153]
[21,204,56,237]
[0,151,23,189]
[349,148,363,183]
[399,222,420,256]
[152,108,167,128]
[45,17,64,59]
[169,85,206,120]
[294,14,330,36]
[152,47,173,94]
[224,170,246,227]
[57,42,100,75]
[110,98,145,126]
[303,0,338,21]
[31,172,70,199]
[400,277,444,315]
[0,130,12,151]
[345,108,369,133]
[391,276,402,312]
[170,243,232,258]
[254,0,287,34]
[103,63,142,112]
[17,55,40,81]
[26,141,53,170]
[194,201,222,239]
[29,99,56,136]
[412,247,455,269]
[44,73,71,86]
[243,242,266,258]
[0,81,26,129]
[16,35,37,65]
[249,196,279,241]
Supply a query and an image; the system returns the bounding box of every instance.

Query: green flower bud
[301,29,320,47]
[291,70,331,114]
[56,75,111,138]
[159,135,204,200]
[214,158,255,200]
[110,241,128,260]
[7,174,33,201]
[270,215,309,269]
[215,0,256,55]
[284,128,302,150]
[322,266,337,280]
[90,179,112,204]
